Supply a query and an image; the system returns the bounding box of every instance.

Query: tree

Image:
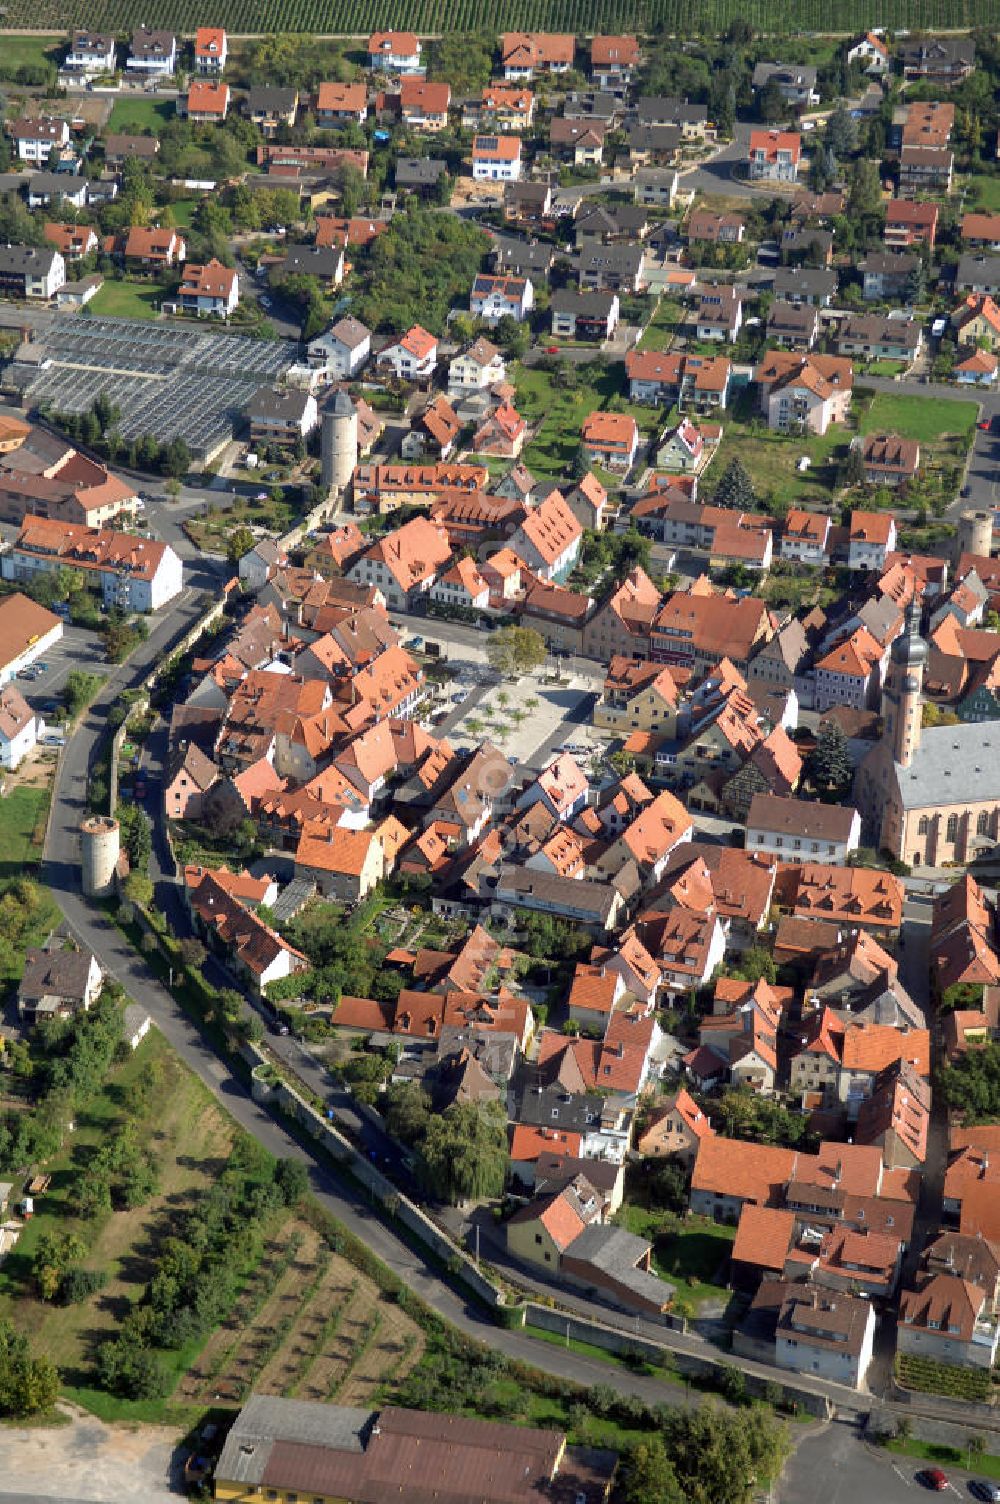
[825,103,858,160]
[162,436,191,479]
[274,1158,309,1206]
[620,1436,684,1504]
[967,1434,986,1470]
[227,525,255,564]
[937,1041,1000,1122]
[123,872,154,909]
[63,670,101,717]
[661,1399,789,1504]
[179,937,207,970]
[32,1232,86,1302]
[847,158,882,220]
[806,720,853,798]
[842,442,866,488]
[713,457,756,511]
[485,626,547,679]
[416,1100,507,1204]
[729,946,777,985]
[384,1081,432,1146]
[0,1320,59,1418]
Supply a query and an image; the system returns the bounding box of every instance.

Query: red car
[918,1469,949,1492]
[545,345,559,354]
[978,420,991,431]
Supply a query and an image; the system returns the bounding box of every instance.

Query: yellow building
[857,598,1000,865]
[593,655,680,735]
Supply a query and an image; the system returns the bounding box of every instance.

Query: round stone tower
[320,389,358,495]
[955,509,993,565]
[81,815,120,897]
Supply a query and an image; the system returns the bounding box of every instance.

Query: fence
[239,1040,507,1314]
[522,1303,835,1418]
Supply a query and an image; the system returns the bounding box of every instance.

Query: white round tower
[321,390,358,495]
[81,815,120,897]
[955,509,993,564]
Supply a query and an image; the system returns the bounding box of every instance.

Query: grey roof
[748,793,858,841]
[860,251,918,277]
[635,95,708,126]
[395,156,445,185]
[104,134,159,157]
[767,301,818,333]
[895,721,1000,809]
[551,289,617,316]
[752,61,818,89]
[331,389,355,417]
[123,1003,150,1036]
[563,1224,675,1304]
[28,172,85,199]
[901,37,974,66]
[217,1397,371,1488]
[504,180,551,204]
[839,314,921,349]
[245,86,298,113]
[490,237,555,275]
[130,26,175,55]
[280,244,344,280]
[0,246,63,282]
[579,240,644,274]
[490,864,619,923]
[564,90,619,121]
[19,945,95,1003]
[957,253,1000,290]
[513,1080,606,1133]
[772,266,839,299]
[627,124,682,153]
[248,385,313,422]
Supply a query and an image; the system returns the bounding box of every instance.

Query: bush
[59,1267,109,1305]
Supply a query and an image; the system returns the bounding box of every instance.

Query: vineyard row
[1,0,995,42]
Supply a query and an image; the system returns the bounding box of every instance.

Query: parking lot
[14,621,107,719]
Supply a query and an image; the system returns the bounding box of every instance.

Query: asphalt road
[36,592,723,1407]
[778,1420,990,1504]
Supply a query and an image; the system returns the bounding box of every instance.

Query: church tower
[883,595,927,769]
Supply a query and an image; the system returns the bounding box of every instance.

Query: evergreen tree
[713,456,756,511]
[825,103,858,160]
[806,720,853,797]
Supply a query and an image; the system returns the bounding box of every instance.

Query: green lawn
[0,785,51,876]
[617,1206,735,1310]
[637,297,686,351]
[712,394,850,507]
[887,1438,1000,1481]
[515,358,659,481]
[965,174,1000,213]
[107,96,175,134]
[87,279,163,320]
[0,34,60,71]
[165,198,199,228]
[859,392,978,443]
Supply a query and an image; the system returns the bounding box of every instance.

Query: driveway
[0,1407,181,1504]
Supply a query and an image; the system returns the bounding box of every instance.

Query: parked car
[918,1471,949,1492]
[972,1485,1000,1503]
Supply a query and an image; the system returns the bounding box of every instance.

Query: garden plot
[178,1220,423,1409]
